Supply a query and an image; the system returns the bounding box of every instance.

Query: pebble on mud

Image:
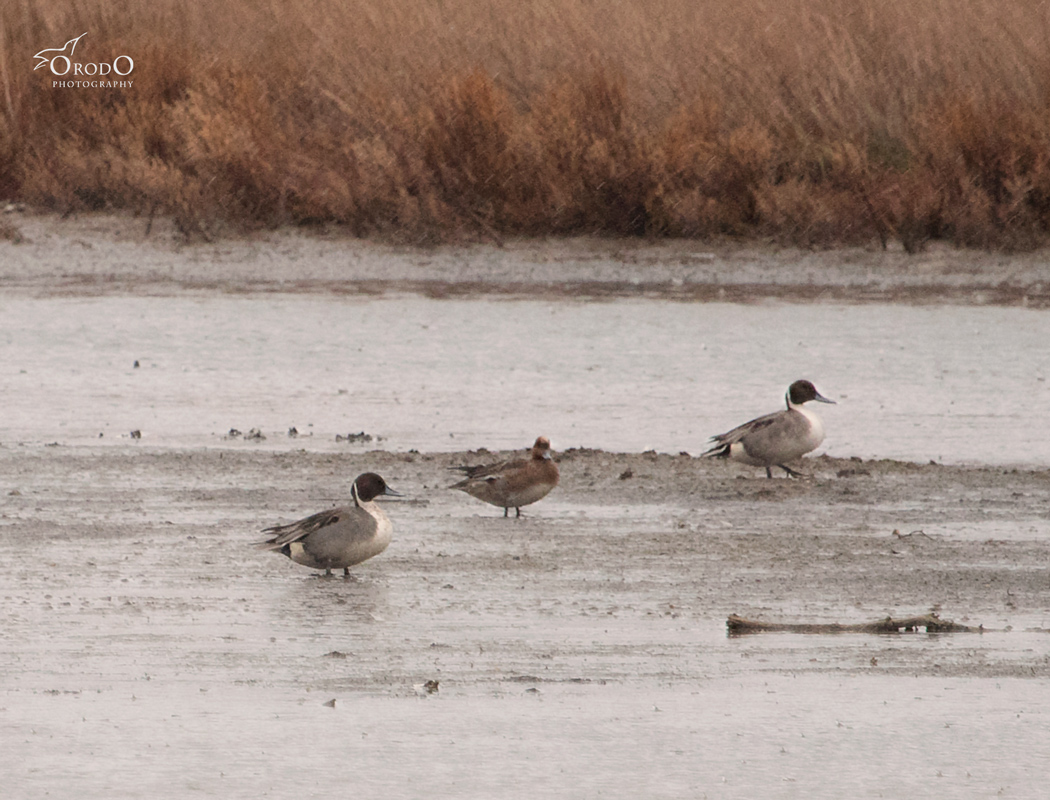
[223,427,265,440]
[414,680,440,696]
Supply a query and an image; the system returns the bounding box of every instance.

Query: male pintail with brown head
[256,472,401,576]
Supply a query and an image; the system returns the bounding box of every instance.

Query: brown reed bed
[3,0,1050,248]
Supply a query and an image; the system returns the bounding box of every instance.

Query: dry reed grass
[3,0,1050,247]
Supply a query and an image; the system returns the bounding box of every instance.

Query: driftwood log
[726,613,984,636]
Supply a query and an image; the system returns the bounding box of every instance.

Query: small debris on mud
[892,529,932,539]
[836,468,870,478]
[336,431,373,443]
[0,219,24,243]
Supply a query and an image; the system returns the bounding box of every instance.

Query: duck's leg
[343,567,351,577]
[515,507,522,517]
[779,464,805,478]
[324,568,333,577]
[765,466,774,479]
[503,507,509,518]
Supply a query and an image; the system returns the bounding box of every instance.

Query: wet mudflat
[3,446,1049,799]
[2,213,1050,798]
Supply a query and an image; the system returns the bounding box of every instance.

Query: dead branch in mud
[726,613,985,636]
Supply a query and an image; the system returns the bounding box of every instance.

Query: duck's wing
[450,456,527,484]
[702,411,781,454]
[256,506,347,549]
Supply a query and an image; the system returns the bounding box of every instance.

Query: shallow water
[8,675,1048,799]
[2,295,1049,465]
[3,289,1050,798]
[4,473,1048,799]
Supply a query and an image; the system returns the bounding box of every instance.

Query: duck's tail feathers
[254,535,284,551]
[701,442,731,459]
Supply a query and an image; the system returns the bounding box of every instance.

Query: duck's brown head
[787,380,835,408]
[352,472,402,504]
[530,436,552,459]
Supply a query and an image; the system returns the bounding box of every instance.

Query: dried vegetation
[3,0,1050,247]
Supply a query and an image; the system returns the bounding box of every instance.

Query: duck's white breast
[797,406,826,450]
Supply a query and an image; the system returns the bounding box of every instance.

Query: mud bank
[4,214,1050,798]
[4,444,1049,684]
[4,210,1050,305]
[4,447,1050,799]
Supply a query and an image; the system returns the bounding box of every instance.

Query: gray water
[5,470,1049,800]
[2,295,1048,464]
[9,675,1048,799]
[4,292,1050,800]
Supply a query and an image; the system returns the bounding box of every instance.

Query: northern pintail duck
[703,380,835,478]
[256,472,401,576]
[451,436,559,517]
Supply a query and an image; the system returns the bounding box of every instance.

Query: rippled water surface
[5,474,1049,800]
[2,295,1048,464]
[8,674,1048,800]
[6,293,1050,461]
[3,289,1050,799]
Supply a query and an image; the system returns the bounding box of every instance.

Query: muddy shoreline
[4,210,1050,305]
[4,213,1050,797]
[3,212,1049,663]
[5,443,1049,681]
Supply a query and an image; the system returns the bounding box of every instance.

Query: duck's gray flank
[703,380,835,478]
[257,472,400,576]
